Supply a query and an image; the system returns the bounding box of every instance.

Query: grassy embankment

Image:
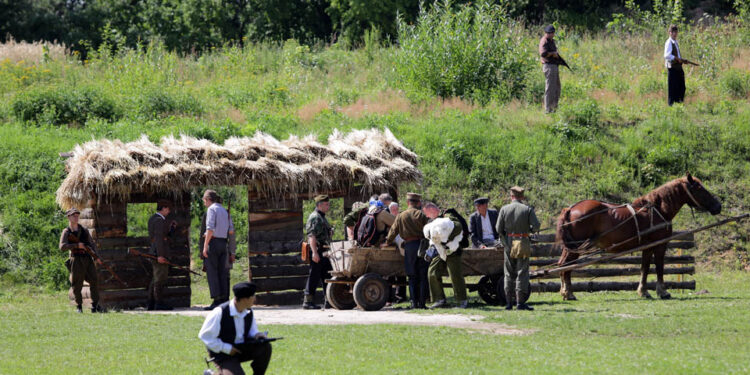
[0,25,749,289]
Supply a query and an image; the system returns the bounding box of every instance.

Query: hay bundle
[56,128,421,209]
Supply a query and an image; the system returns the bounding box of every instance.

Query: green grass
[1,271,749,374]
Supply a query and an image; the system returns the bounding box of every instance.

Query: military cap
[510,186,525,195]
[406,192,422,201]
[314,195,329,203]
[544,25,555,33]
[233,281,257,299]
[65,208,80,216]
[474,197,489,205]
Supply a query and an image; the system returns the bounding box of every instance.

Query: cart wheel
[478,274,506,306]
[353,273,389,311]
[326,281,356,310]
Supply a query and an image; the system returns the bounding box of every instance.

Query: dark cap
[406,192,422,201]
[203,189,220,202]
[314,195,329,203]
[65,208,80,216]
[156,199,172,210]
[510,186,525,195]
[233,281,257,299]
[544,25,555,33]
[474,197,489,205]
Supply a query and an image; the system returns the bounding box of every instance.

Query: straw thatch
[56,128,421,210]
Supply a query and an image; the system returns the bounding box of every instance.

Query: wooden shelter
[56,129,421,308]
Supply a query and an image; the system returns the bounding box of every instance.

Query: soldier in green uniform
[147,200,176,310]
[343,201,368,240]
[303,195,334,309]
[495,186,540,311]
[423,203,468,309]
[59,208,104,313]
[384,193,429,309]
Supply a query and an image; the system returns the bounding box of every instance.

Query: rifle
[68,232,127,287]
[678,58,700,66]
[128,248,203,276]
[557,55,573,72]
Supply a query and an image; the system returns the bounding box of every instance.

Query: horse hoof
[660,293,672,300]
[639,292,653,299]
[565,295,577,301]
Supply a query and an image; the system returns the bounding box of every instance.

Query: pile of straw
[56,128,421,209]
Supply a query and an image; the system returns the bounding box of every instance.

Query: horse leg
[559,251,578,301]
[653,246,671,299]
[637,250,653,299]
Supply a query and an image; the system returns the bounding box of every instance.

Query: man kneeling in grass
[199,282,272,375]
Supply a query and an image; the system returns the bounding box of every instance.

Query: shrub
[138,88,204,118]
[12,87,120,126]
[395,0,533,104]
[719,68,750,99]
[551,99,602,140]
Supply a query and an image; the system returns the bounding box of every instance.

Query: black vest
[670,41,682,68]
[207,302,254,362]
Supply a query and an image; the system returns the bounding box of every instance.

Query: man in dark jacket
[148,200,176,310]
[468,197,499,248]
[59,207,103,313]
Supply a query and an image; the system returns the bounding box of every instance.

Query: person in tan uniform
[384,193,429,309]
[496,187,540,311]
[59,207,104,313]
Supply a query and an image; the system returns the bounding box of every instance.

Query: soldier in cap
[302,195,334,309]
[539,25,562,113]
[147,199,177,310]
[384,192,430,309]
[59,207,104,313]
[199,281,273,375]
[468,197,500,248]
[203,190,235,310]
[496,186,540,311]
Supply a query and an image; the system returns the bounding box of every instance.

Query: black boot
[76,305,83,313]
[91,303,106,313]
[302,295,320,310]
[505,292,514,310]
[147,299,155,311]
[505,303,513,310]
[516,291,533,311]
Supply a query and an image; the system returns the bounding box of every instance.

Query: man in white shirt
[199,282,272,375]
[202,189,235,310]
[664,24,686,106]
[468,197,499,248]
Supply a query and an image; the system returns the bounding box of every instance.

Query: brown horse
[555,173,721,300]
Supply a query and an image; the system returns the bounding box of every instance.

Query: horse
[555,173,721,300]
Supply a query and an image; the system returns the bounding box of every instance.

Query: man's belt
[402,237,422,242]
[508,233,529,238]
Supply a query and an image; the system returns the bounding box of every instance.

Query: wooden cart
[323,241,505,311]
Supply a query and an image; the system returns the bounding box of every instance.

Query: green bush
[719,68,750,99]
[395,0,533,103]
[138,88,204,118]
[637,74,663,95]
[12,87,121,126]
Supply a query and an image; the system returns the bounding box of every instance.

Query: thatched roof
[56,128,421,210]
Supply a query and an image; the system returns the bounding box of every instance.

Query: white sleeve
[248,310,259,338]
[199,307,234,354]
[664,40,674,61]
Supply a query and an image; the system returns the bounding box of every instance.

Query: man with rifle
[539,25,570,113]
[664,24,697,106]
[59,208,104,313]
[302,195,334,309]
[148,200,177,311]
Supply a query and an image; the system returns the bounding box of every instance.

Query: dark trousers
[206,238,229,300]
[70,255,99,306]
[668,66,685,106]
[403,240,429,307]
[304,251,332,298]
[215,342,272,375]
[148,260,169,303]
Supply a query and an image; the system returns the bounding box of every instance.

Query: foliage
[12,86,121,126]
[607,0,686,34]
[395,0,533,103]
[718,68,750,99]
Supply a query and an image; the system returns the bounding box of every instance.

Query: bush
[12,87,121,126]
[395,0,533,104]
[719,68,750,99]
[551,99,602,140]
[138,88,204,118]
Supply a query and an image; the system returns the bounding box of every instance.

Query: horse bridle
[684,182,706,211]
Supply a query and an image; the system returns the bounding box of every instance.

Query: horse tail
[556,207,574,266]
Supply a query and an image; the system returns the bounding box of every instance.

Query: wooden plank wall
[71,192,192,309]
[248,186,394,305]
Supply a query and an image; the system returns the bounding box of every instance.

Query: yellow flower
[573,53,580,59]
[593,65,600,70]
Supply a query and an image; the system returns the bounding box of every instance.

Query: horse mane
[632,177,689,220]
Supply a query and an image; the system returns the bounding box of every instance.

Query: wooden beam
[254,276,308,292]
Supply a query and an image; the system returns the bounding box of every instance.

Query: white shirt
[198,300,259,354]
[664,37,681,68]
[480,213,494,240]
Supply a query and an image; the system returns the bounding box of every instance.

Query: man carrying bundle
[384,193,429,309]
[422,202,469,309]
[496,186,540,311]
[59,207,104,313]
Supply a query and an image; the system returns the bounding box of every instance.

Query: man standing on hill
[384,193,429,309]
[147,200,176,311]
[496,187,540,311]
[59,207,104,313]
[664,24,686,106]
[539,25,562,113]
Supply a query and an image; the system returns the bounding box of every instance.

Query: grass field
[1,270,749,374]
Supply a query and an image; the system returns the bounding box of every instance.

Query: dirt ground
[127,306,532,335]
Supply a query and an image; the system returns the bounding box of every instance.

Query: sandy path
[126,306,531,335]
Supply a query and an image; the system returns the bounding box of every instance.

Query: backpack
[444,208,470,250]
[356,209,382,247]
